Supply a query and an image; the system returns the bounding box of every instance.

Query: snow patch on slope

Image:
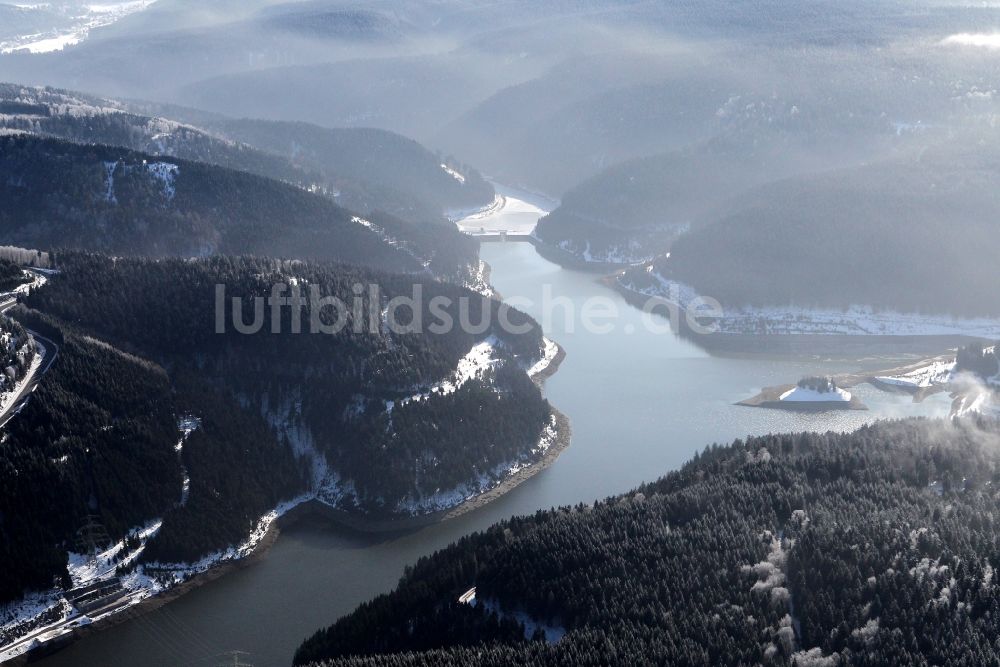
[874,360,955,389]
[390,336,501,411]
[526,337,559,377]
[146,161,178,199]
[101,160,178,203]
[440,163,465,184]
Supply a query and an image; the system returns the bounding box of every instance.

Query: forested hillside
[296,417,1000,666]
[955,342,1000,380]
[196,118,494,222]
[26,253,553,518]
[1,246,555,604]
[0,257,30,292]
[0,84,494,224]
[533,116,894,265]
[0,310,34,392]
[0,305,305,605]
[658,137,1000,317]
[0,313,183,603]
[0,134,479,279]
[0,83,313,187]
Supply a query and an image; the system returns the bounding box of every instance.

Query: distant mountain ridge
[624,135,1000,318]
[0,133,479,278]
[0,83,495,224]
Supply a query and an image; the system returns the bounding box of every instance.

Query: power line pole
[215,650,253,667]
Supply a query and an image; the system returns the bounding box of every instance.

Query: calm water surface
[45,241,951,667]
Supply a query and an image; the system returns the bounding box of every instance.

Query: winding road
[0,296,59,428]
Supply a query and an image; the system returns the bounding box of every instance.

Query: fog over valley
[2,2,1000,666]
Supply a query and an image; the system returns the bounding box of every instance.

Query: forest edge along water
[32,187,956,667]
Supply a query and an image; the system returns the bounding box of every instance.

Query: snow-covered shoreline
[779,385,852,403]
[618,269,1000,338]
[550,238,653,266]
[392,411,562,515]
[383,335,563,515]
[0,334,569,659]
[450,183,558,236]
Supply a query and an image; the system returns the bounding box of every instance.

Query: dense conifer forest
[0,134,479,280]
[25,252,551,514]
[295,417,1000,666]
[0,245,555,604]
[140,376,307,564]
[0,311,34,391]
[0,258,30,292]
[656,139,1000,317]
[0,83,314,187]
[956,342,1000,380]
[0,313,182,602]
[194,118,494,222]
[0,83,495,226]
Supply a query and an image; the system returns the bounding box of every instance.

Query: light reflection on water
[480,241,951,498]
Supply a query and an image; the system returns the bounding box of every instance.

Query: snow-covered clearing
[102,161,118,203]
[440,164,465,184]
[874,360,955,389]
[953,390,994,418]
[465,260,496,298]
[146,161,178,199]
[390,336,502,412]
[67,519,163,588]
[386,335,558,414]
[779,385,852,402]
[261,393,359,509]
[526,337,559,377]
[0,0,158,54]
[175,416,199,506]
